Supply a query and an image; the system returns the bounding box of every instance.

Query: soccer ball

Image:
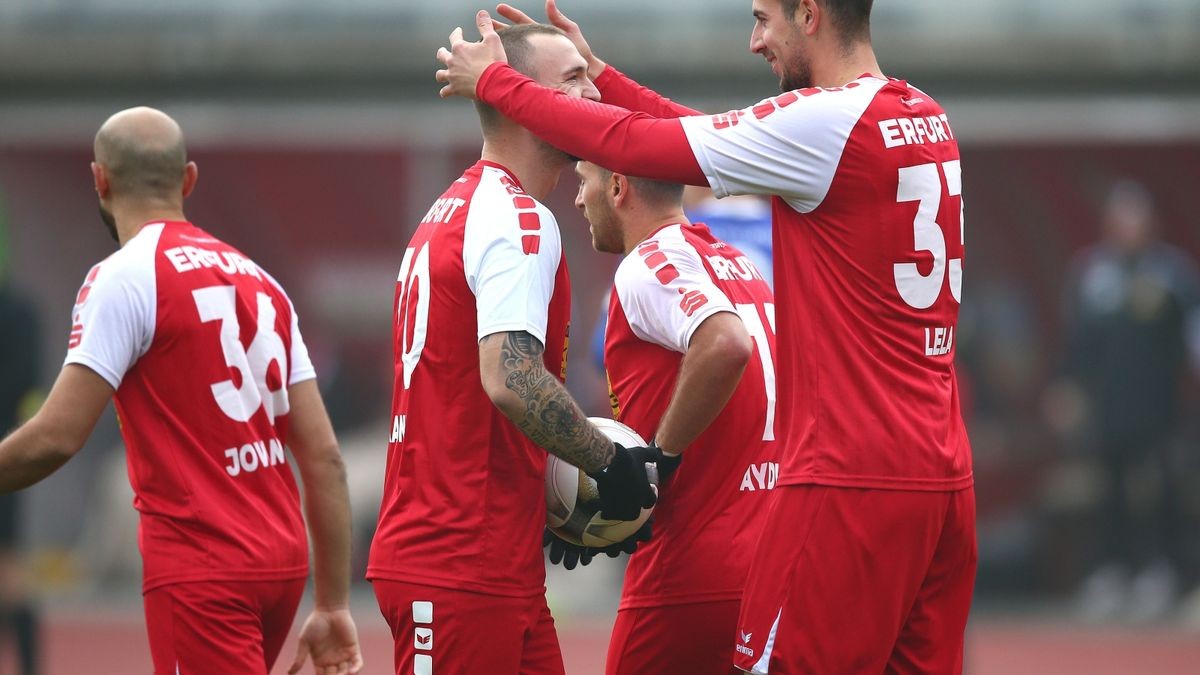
[544,417,656,548]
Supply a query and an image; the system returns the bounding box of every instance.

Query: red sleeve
[594,66,703,119]
[477,63,707,186]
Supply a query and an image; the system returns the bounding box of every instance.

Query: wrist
[588,58,608,82]
[476,61,513,103]
[587,441,622,479]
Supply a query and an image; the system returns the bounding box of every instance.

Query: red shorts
[143,577,306,675]
[734,485,976,674]
[373,579,564,675]
[607,600,742,675]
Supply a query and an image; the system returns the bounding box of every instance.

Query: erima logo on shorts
[737,630,755,657]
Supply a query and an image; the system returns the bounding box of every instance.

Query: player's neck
[623,211,690,255]
[813,44,883,88]
[111,202,187,247]
[480,136,568,202]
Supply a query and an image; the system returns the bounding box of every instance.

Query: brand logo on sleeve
[414,627,433,650]
[677,288,709,317]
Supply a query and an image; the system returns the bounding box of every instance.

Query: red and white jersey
[64,221,313,592]
[679,76,971,490]
[606,222,777,609]
[367,161,571,597]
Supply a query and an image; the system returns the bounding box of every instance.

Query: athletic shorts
[607,600,742,675]
[734,485,976,674]
[373,579,564,675]
[143,577,306,675]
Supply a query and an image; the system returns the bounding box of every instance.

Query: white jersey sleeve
[258,267,317,386]
[63,224,162,389]
[678,77,887,213]
[614,224,735,353]
[462,171,562,345]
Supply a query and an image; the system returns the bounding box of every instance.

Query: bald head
[94,107,188,200]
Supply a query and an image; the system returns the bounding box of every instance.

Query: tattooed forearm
[480,331,615,473]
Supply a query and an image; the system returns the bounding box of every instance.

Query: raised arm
[283,379,363,675]
[437,11,706,185]
[594,66,703,119]
[496,2,701,118]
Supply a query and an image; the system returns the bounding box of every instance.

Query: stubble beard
[98,203,119,243]
[779,56,813,92]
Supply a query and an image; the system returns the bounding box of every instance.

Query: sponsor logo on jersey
[740,462,778,492]
[741,631,753,643]
[878,113,955,149]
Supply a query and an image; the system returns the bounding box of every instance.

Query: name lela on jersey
[65,221,313,592]
[367,161,572,598]
[679,76,972,491]
[605,222,778,609]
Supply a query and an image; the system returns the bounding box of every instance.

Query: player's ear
[91,162,110,199]
[610,172,628,207]
[181,161,199,198]
[800,0,819,35]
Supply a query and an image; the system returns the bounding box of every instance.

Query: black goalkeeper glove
[543,519,655,570]
[639,441,682,488]
[589,443,657,521]
[599,517,654,558]
[543,529,595,570]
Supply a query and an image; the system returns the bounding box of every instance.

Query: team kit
[0,1,975,673]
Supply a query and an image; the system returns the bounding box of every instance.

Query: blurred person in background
[0,107,362,674]
[0,205,41,674]
[1052,178,1200,623]
[556,161,777,674]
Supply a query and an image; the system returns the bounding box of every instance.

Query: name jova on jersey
[224,437,287,477]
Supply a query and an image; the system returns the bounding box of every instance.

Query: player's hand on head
[589,442,657,520]
[543,529,596,570]
[288,608,364,675]
[495,1,606,80]
[435,10,507,100]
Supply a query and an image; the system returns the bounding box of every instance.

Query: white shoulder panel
[462,166,563,345]
[679,77,887,213]
[63,223,163,389]
[613,224,735,353]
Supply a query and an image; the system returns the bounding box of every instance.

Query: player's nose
[582,78,601,102]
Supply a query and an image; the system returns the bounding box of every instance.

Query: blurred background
[1,0,1199,672]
